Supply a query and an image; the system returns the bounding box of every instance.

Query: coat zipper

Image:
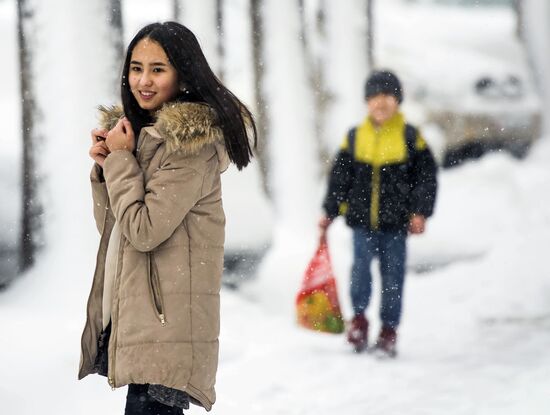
[148,253,167,326]
[370,129,381,230]
[370,167,381,230]
[140,134,165,326]
[107,235,126,389]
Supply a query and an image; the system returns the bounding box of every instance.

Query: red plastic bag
[296,240,345,334]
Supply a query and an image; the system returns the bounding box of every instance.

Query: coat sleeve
[90,164,109,234]
[102,148,204,252]
[408,132,438,218]
[322,144,354,220]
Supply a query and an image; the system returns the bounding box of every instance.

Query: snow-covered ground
[2,139,550,414]
[2,0,550,414]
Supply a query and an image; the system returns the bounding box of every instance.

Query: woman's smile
[138,90,156,101]
[129,38,179,112]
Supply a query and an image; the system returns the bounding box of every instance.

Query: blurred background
[1,1,549,414]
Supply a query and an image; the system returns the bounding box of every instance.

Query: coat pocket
[147,252,167,326]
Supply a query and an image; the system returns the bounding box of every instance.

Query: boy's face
[367,93,399,126]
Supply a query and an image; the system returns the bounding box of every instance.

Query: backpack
[347,124,417,161]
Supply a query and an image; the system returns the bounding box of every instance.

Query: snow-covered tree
[216,0,225,80]
[299,0,328,163]
[223,0,254,99]
[108,0,124,89]
[173,0,182,21]
[250,0,269,193]
[367,0,374,67]
[15,0,123,278]
[321,0,369,154]
[16,0,123,272]
[17,0,42,271]
[255,0,320,311]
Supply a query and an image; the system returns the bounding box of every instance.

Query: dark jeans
[125,384,184,415]
[351,228,407,328]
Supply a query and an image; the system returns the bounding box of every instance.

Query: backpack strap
[347,127,357,159]
[404,124,417,159]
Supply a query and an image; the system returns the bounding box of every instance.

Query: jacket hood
[97,102,225,158]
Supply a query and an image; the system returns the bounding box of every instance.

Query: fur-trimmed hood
[98,102,225,158]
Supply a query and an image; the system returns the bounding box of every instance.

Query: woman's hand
[89,128,110,167]
[106,118,136,153]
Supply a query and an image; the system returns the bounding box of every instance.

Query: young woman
[78,22,256,414]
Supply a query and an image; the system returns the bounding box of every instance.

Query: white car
[377,0,542,166]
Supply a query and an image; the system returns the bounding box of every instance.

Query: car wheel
[507,141,531,159]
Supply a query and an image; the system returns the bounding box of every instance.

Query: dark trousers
[351,228,407,328]
[125,384,184,415]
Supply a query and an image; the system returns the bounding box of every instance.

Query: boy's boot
[374,325,397,358]
[347,314,369,352]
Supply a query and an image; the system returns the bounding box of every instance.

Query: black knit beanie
[364,70,403,103]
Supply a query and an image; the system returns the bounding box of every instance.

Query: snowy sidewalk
[2,145,550,415]
[214,144,550,415]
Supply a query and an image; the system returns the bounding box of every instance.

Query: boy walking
[320,70,438,356]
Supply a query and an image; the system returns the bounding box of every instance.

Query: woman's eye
[130,66,141,72]
[153,67,164,73]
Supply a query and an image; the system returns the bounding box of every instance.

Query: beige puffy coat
[78,102,229,410]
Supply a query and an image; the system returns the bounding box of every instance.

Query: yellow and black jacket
[323,112,437,232]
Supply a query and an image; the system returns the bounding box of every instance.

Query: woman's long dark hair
[121,22,257,170]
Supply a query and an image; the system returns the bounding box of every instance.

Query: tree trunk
[367,0,374,68]
[17,0,124,272]
[173,0,183,21]
[250,0,270,196]
[108,0,124,90]
[298,0,329,167]
[17,0,42,271]
[262,0,319,233]
[322,0,369,153]
[256,0,320,312]
[513,0,523,39]
[216,0,225,81]
[109,0,124,59]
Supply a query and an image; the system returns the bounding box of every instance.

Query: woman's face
[129,38,179,112]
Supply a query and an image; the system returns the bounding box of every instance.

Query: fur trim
[98,105,124,131]
[97,102,223,156]
[154,102,223,155]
